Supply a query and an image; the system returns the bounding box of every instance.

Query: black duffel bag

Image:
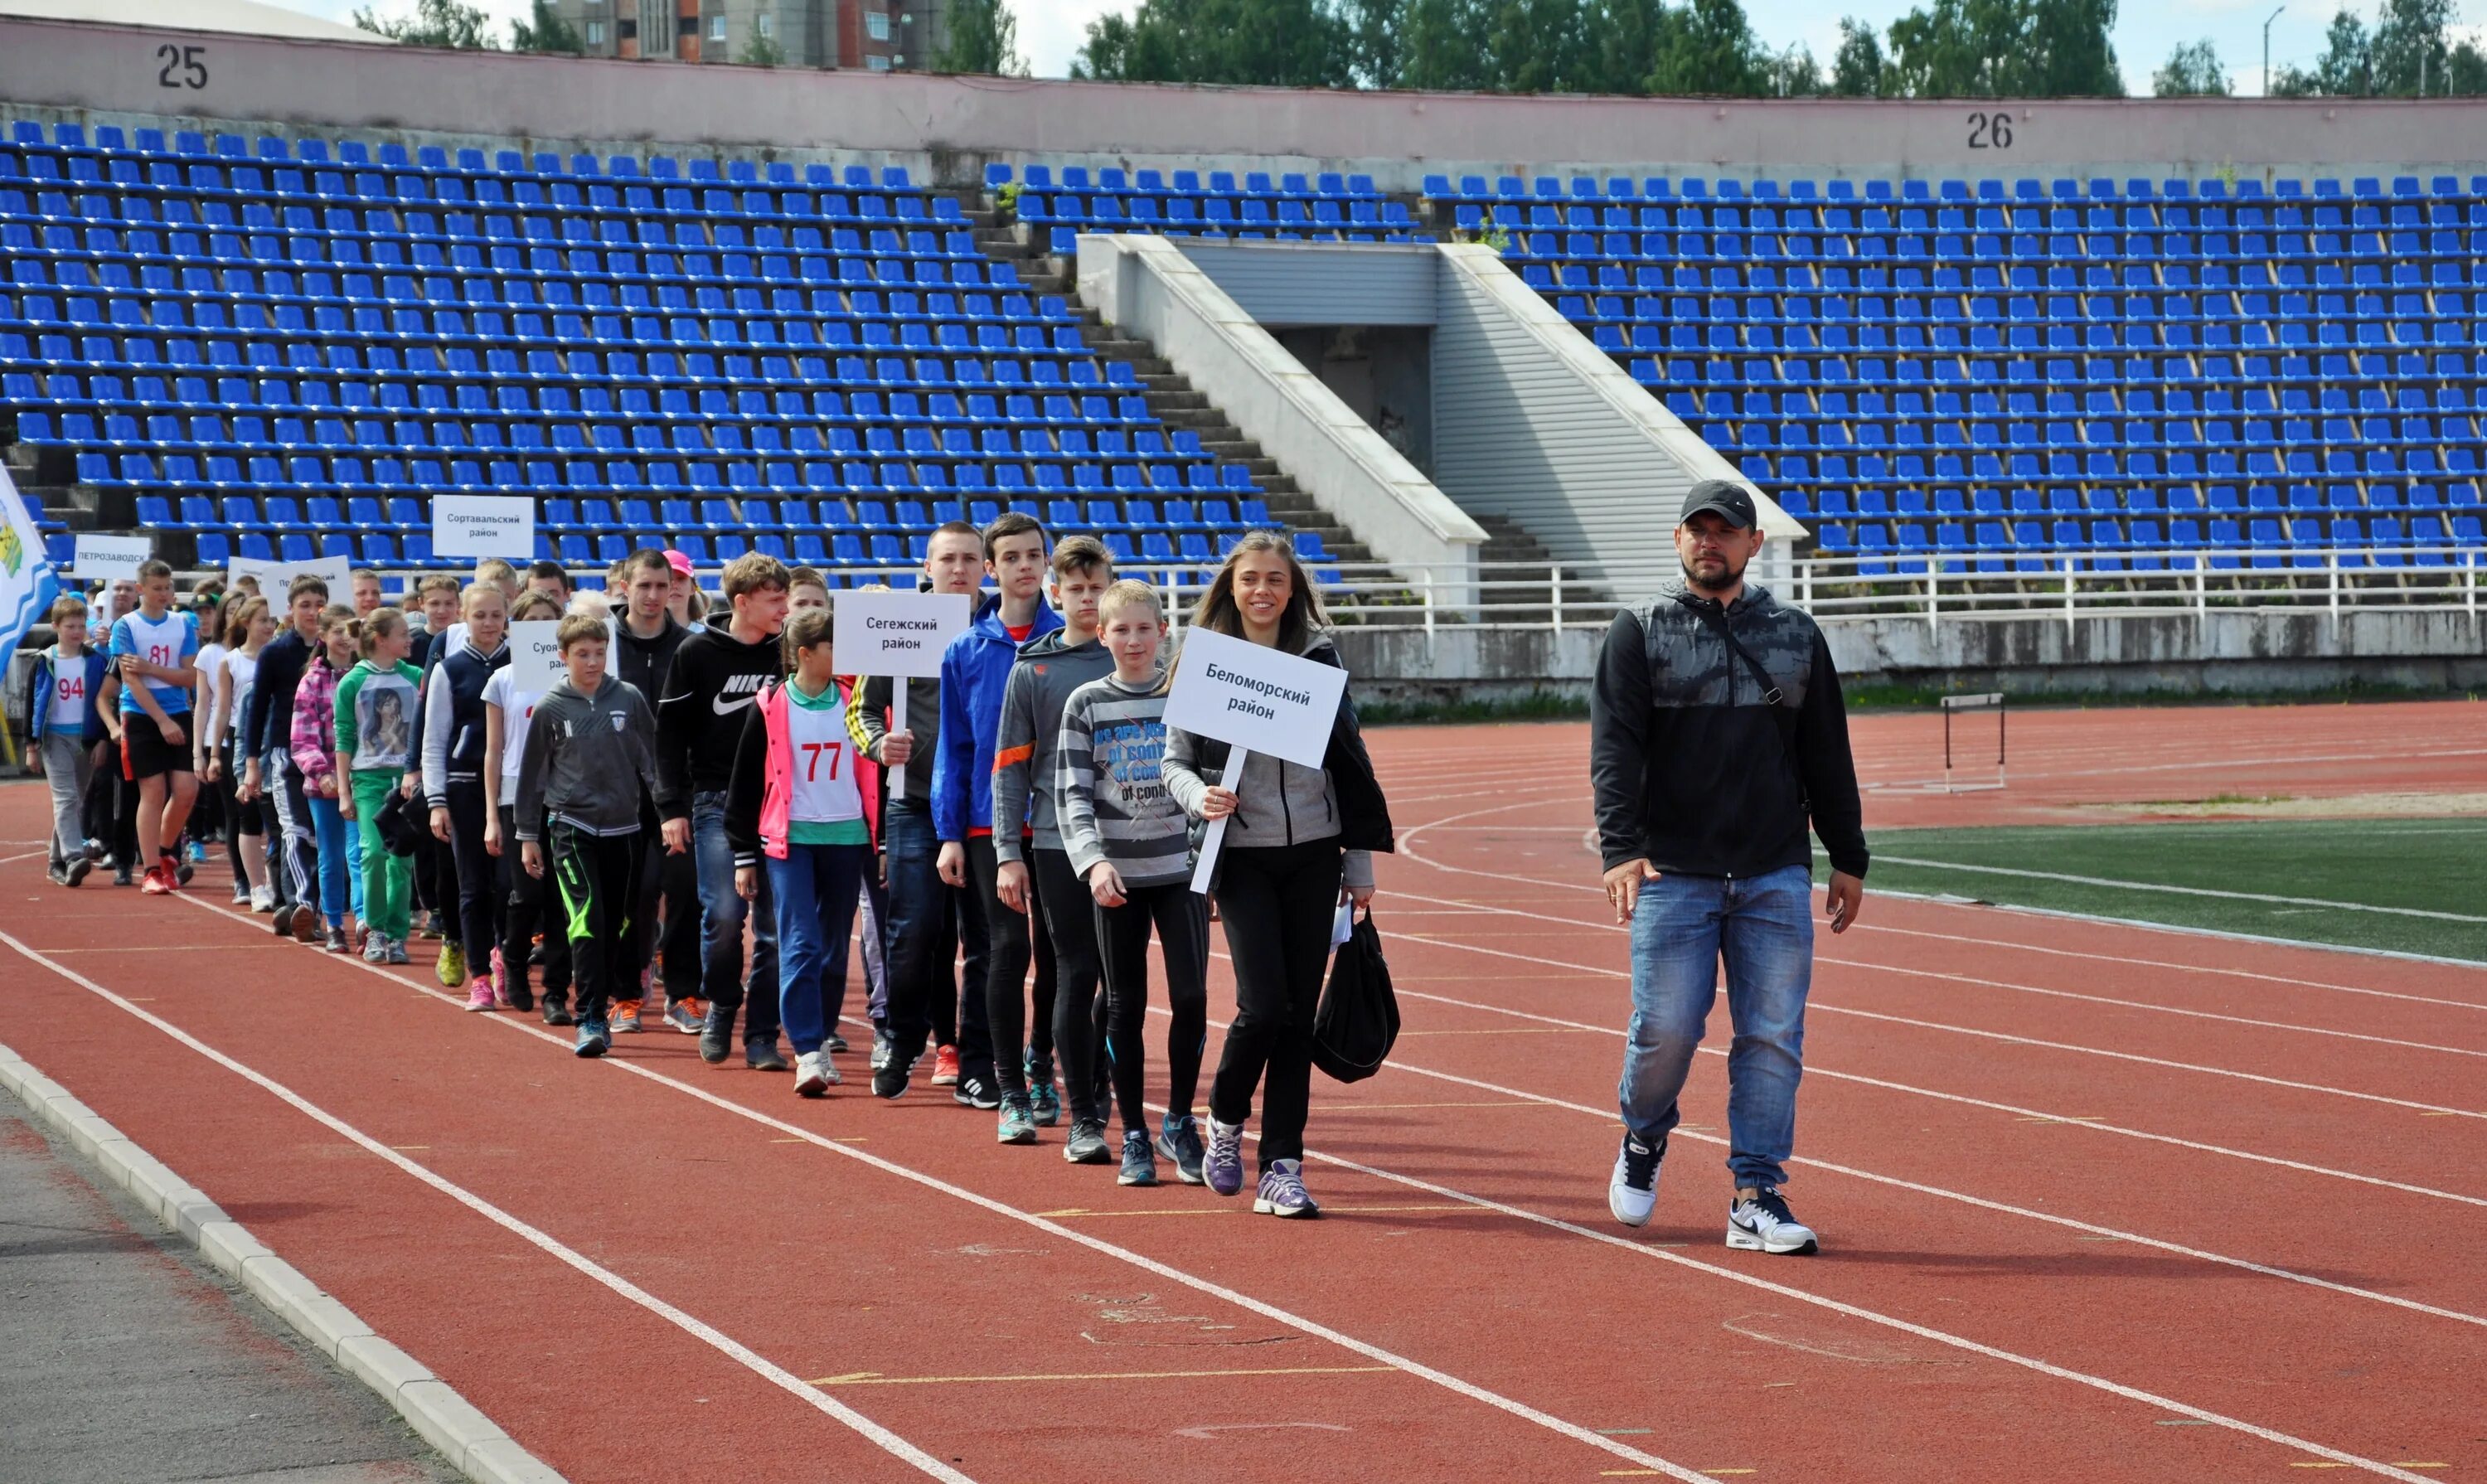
[1311,909,1399,1084]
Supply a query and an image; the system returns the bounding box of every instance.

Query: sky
[280,0,2457,96]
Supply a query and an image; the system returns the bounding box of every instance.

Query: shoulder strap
[1674,595,1800,765]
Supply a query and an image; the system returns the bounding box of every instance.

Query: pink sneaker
[465,979,497,1012]
[490,947,512,1006]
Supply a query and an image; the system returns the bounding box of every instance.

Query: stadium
[0,3,2481,1481]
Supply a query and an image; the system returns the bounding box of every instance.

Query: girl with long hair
[1159,533,1394,1217]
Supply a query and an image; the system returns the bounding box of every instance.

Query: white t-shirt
[196,641,228,734]
[482,667,541,792]
[45,648,89,734]
[785,691,863,825]
[223,648,260,741]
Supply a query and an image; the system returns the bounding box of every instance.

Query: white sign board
[505,620,566,694]
[1161,627,1346,769]
[432,495,536,560]
[230,554,352,599]
[833,589,972,680]
[1161,628,1348,892]
[72,533,152,580]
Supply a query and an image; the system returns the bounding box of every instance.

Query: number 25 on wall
[156,43,209,90]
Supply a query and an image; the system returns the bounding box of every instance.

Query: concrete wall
[1182,242,1437,328]
[9,17,2487,192]
[1430,243,1796,591]
[1074,234,1486,597]
[1331,608,2487,703]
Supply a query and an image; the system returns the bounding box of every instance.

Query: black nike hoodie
[655,623,782,821]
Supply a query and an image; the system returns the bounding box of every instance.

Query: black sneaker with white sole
[1726,1186,1819,1255]
[1608,1132,1663,1228]
[952,1073,1001,1111]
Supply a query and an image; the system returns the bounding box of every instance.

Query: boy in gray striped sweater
[1054,580,1210,1188]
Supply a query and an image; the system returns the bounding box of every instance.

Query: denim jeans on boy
[767,840,870,1057]
[1617,862,1814,1191]
[691,791,778,1044]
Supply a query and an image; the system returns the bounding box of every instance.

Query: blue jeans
[306,792,352,929]
[768,841,870,1056]
[691,793,778,1041]
[1617,863,1814,1191]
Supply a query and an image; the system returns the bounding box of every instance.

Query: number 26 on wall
[156,43,209,90]
[1966,111,2014,149]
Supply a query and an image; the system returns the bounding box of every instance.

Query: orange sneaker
[139,865,172,895]
[930,1044,961,1086]
[610,998,643,1034]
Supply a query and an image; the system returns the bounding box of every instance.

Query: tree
[2368,0,2453,93]
[2152,38,2228,96]
[740,32,788,66]
[935,0,1026,75]
[351,0,497,48]
[508,0,580,53]
[1644,0,1771,95]
[1072,0,1353,88]
[1881,0,2121,98]
[1767,43,1823,96]
[1829,17,1884,95]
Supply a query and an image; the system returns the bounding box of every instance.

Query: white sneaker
[1609,1133,1661,1228]
[1727,1186,1819,1255]
[250,885,277,913]
[793,1050,833,1098]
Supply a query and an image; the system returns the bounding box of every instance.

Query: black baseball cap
[1678,479,1757,530]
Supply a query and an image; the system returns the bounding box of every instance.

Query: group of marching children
[27,520,1389,1219]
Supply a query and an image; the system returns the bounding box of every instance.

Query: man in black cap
[1588,478,1869,1254]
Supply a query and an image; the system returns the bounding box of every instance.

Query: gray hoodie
[990,628,1118,864]
[1161,629,1374,891]
[514,677,660,841]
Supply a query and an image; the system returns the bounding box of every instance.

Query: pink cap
[663,549,694,578]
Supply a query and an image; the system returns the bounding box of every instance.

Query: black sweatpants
[1098,877,1210,1138]
[498,803,568,1007]
[1033,847,1113,1125]
[216,742,253,883]
[1207,840,1342,1171]
[969,835,1055,1101]
[441,779,497,976]
[547,822,643,1025]
[638,808,700,1005]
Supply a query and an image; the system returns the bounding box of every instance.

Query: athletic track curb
[0,1036,570,1484]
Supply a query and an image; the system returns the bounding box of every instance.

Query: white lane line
[1383,983,2487,1210]
[1174,963,2487,1326]
[154,895,1721,1484]
[1394,930,2487,1121]
[1392,803,2487,970]
[1147,1008,2460,1482]
[1867,855,2487,924]
[0,927,981,1484]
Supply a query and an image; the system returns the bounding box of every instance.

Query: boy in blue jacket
[933,512,1062,1142]
[31,594,111,886]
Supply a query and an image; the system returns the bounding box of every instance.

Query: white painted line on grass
[153,895,1723,1484]
[1868,856,2487,924]
[0,926,981,1484]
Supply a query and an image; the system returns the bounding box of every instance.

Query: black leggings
[968,836,1055,1100]
[1034,848,1113,1125]
[442,780,497,974]
[216,741,255,879]
[1207,841,1341,1171]
[1098,878,1210,1137]
[498,803,570,1005]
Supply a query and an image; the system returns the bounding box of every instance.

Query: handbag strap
[1674,595,1799,764]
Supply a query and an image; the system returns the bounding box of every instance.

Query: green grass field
[1819,817,2487,963]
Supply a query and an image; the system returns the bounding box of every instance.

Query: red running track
[0,701,2480,1482]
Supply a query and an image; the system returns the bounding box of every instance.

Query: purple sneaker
[1253,1158,1318,1219]
[1205,1116,1246,1197]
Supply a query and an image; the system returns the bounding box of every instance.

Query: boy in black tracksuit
[611,553,701,1033]
[657,553,793,1070]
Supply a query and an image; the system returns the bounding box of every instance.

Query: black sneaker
[1063,1118,1113,1165]
[172,855,195,886]
[541,999,575,1027]
[46,861,69,886]
[270,902,297,936]
[1156,1114,1206,1186]
[746,1038,789,1073]
[826,1031,850,1054]
[64,856,91,888]
[870,1053,913,1100]
[952,1072,1001,1111]
[113,862,133,887]
[698,1005,734,1065]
